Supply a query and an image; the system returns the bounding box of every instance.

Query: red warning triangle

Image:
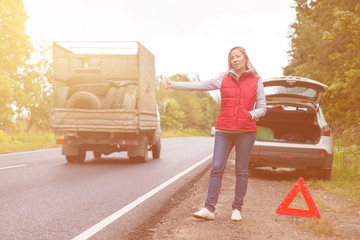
[276,177,321,219]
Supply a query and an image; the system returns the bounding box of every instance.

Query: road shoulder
[129,150,360,240]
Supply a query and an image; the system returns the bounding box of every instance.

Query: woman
[162,46,266,221]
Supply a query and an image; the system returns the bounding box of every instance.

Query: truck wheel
[66,149,86,163]
[66,91,101,109]
[103,87,117,109]
[152,140,161,159]
[138,136,149,162]
[54,86,70,108]
[130,136,149,163]
[112,87,127,109]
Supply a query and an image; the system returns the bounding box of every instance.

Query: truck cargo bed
[50,41,160,162]
[50,108,157,134]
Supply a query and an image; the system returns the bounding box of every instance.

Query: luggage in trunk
[256,106,321,144]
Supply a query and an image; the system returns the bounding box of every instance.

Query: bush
[0,130,9,142]
[314,143,360,205]
[0,132,57,153]
[334,145,360,180]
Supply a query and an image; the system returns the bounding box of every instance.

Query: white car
[250,76,333,180]
[210,127,216,136]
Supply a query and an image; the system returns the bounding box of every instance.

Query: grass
[296,142,360,239]
[311,144,360,206]
[0,129,210,154]
[161,128,209,138]
[0,130,58,154]
[289,196,328,212]
[298,217,338,237]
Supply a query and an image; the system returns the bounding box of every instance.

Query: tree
[284,0,338,85]
[322,3,360,141]
[13,42,53,132]
[0,72,13,129]
[160,98,185,130]
[0,0,32,76]
[284,0,359,144]
[0,0,33,130]
[157,74,220,133]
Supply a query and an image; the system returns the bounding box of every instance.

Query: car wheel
[93,151,102,159]
[316,168,332,181]
[248,163,256,171]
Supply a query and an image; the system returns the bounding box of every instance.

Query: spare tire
[66,91,101,109]
[70,84,110,97]
[122,86,138,110]
[112,87,127,109]
[103,87,117,109]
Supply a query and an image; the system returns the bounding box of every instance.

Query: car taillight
[320,151,327,158]
[322,125,331,136]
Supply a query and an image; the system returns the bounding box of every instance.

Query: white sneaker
[193,208,215,220]
[231,209,242,221]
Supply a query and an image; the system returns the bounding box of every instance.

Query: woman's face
[230,49,247,72]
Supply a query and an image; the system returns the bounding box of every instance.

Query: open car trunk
[256,105,321,144]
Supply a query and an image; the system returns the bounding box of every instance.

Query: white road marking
[0,148,60,157]
[0,164,27,170]
[72,154,213,240]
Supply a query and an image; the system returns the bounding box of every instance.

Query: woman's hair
[227,46,259,77]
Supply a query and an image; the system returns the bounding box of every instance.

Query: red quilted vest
[215,72,259,132]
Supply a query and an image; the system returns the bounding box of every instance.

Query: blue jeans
[205,131,256,212]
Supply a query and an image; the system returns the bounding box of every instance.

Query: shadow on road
[63,155,160,166]
[249,167,320,182]
[86,157,135,165]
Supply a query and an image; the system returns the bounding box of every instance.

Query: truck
[49,41,161,163]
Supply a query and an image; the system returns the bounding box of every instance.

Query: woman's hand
[162,77,172,89]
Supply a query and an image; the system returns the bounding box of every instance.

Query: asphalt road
[0,137,214,240]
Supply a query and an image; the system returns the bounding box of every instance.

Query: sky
[23,0,296,81]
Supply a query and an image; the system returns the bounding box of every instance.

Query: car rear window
[264,86,317,99]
